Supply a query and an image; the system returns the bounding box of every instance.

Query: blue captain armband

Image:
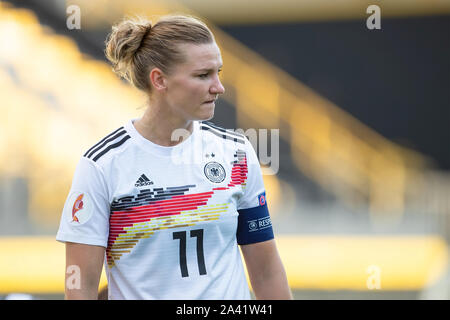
[236,202,274,245]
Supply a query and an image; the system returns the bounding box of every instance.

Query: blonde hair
[105,14,215,92]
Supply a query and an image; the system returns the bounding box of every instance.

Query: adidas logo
[135,174,154,187]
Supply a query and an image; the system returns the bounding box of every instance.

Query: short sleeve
[236,137,274,245]
[56,157,110,248]
[237,137,266,210]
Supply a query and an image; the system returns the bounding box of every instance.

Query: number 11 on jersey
[173,229,207,277]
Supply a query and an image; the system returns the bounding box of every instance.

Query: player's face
[164,42,225,121]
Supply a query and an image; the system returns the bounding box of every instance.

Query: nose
[210,75,225,95]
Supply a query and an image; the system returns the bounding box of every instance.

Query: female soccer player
[56,14,292,300]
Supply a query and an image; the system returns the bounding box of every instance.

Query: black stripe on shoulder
[92,135,131,162]
[83,127,124,157]
[201,121,245,139]
[200,126,245,144]
[86,130,127,159]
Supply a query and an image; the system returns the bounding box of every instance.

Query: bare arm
[240,239,293,300]
[65,242,105,300]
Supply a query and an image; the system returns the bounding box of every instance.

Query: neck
[133,103,194,147]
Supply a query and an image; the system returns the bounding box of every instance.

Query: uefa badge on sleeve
[258,192,266,206]
[248,220,258,231]
[65,191,94,225]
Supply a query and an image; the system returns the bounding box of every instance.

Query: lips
[204,98,217,104]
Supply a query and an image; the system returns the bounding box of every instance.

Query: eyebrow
[194,66,223,72]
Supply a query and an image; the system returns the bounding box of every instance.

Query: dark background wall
[220,16,450,170]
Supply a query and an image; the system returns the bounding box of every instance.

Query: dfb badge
[204,161,226,183]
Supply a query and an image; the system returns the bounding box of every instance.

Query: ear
[149,68,167,91]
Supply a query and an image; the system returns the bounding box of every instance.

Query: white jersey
[56,119,273,300]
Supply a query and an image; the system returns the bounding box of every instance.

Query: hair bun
[105,19,151,82]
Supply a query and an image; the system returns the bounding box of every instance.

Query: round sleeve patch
[65,191,94,226]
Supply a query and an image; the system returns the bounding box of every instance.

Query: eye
[198,70,222,79]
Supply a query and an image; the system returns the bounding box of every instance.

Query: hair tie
[139,24,151,48]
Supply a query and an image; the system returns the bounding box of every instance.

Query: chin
[190,103,215,121]
[197,110,215,121]
[203,112,214,121]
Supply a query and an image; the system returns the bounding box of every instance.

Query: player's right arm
[65,242,105,300]
[56,157,111,299]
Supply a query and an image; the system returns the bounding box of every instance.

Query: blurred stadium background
[0,0,449,299]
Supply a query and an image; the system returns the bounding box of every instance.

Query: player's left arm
[240,239,293,300]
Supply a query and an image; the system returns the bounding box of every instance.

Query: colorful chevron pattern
[106,150,248,268]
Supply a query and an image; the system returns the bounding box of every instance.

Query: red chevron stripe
[111,199,210,217]
[107,191,214,249]
[228,157,248,187]
[110,205,207,223]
